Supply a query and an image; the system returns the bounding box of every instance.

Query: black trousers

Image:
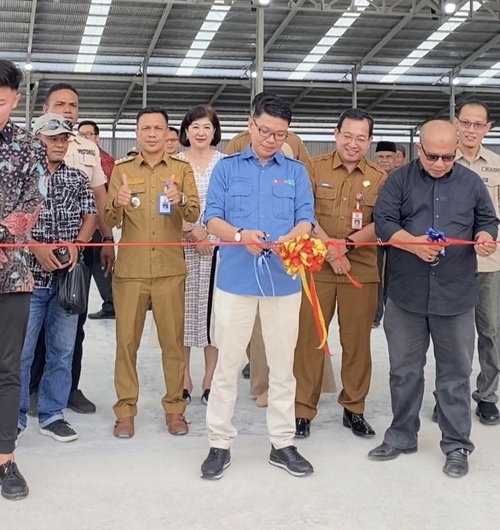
[30,246,92,395]
[0,292,31,455]
[90,230,114,314]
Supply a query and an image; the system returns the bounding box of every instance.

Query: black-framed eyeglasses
[252,119,288,141]
[420,144,455,163]
[38,119,73,134]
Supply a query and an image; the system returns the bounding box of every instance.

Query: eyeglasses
[78,131,96,139]
[252,119,288,141]
[457,119,488,131]
[338,131,369,145]
[420,144,455,163]
[37,119,73,134]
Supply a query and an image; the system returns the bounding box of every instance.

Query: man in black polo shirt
[368,120,498,478]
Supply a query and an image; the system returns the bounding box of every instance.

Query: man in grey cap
[17,113,97,444]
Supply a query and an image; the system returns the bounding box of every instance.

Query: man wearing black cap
[373,141,398,328]
[374,141,398,175]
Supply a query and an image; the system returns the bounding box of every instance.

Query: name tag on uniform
[158,194,172,215]
[351,210,363,230]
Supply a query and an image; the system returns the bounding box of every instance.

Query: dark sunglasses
[420,144,455,163]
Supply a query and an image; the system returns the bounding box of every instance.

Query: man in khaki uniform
[294,108,386,439]
[105,107,200,438]
[452,100,500,426]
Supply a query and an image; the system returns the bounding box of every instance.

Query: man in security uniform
[105,106,200,438]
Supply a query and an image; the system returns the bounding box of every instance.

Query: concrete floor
[4,285,500,530]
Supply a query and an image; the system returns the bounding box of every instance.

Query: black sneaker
[201,448,231,480]
[475,401,500,425]
[39,420,78,443]
[201,389,210,406]
[0,461,29,500]
[241,363,250,379]
[67,389,96,414]
[269,445,314,477]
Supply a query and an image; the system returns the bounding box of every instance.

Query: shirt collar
[456,145,489,164]
[332,151,366,174]
[0,121,14,143]
[136,151,170,167]
[418,160,454,180]
[241,145,285,165]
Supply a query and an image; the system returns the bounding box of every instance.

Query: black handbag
[57,258,91,315]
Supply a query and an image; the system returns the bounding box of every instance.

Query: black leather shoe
[67,389,96,414]
[343,409,375,437]
[432,404,438,423]
[368,442,418,461]
[88,309,115,320]
[443,449,469,478]
[475,401,500,426]
[183,389,191,403]
[295,418,311,438]
[269,446,314,477]
[241,363,250,379]
[0,461,29,500]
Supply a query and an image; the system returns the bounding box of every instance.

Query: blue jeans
[18,283,78,430]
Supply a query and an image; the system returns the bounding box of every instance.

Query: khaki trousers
[294,281,377,419]
[207,289,301,449]
[249,313,336,397]
[112,276,187,418]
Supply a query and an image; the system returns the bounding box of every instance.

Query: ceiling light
[24,63,33,71]
[251,71,258,78]
[444,2,456,14]
[452,77,459,85]
[259,0,270,5]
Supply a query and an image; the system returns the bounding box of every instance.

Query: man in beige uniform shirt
[29,83,115,416]
[105,107,200,439]
[444,100,500,425]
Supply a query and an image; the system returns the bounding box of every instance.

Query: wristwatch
[344,237,355,253]
[179,192,187,206]
[234,228,244,242]
[102,236,115,243]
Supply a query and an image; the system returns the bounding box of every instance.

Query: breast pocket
[315,187,337,217]
[125,183,146,211]
[360,193,378,224]
[228,178,252,218]
[272,184,294,220]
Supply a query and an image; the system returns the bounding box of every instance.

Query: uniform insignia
[115,155,136,165]
[362,180,371,188]
[318,182,333,188]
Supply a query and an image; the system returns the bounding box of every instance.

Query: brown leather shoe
[166,413,189,435]
[113,417,134,438]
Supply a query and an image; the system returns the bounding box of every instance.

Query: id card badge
[158,194,172,215]
[351,209,363,230]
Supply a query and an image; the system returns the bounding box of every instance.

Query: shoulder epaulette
[115,155,136,165]
[170,155,190,165]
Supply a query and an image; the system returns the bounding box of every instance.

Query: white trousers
[206,288,301,449]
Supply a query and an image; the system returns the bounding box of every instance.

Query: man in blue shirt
[369,120,498,478]
[201,94,316,480]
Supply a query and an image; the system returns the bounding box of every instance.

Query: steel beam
[452,33,500,77]
[143,2,173,68]
[264,0,306,55]
[366,90,395,112]
[353,0,428,75]
[255,8,265,95]
[209,83,227,105]
[290,87,312,109]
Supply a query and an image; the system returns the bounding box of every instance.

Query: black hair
[78,120,99,135]
[251,91,278,112]
[168,126,179,136]
[252,94,292,124]
[136,106,169,126]
[45,83,79,104]
[396,144,406,157]
[337,108,374,137]
[0,60,23,91]
[456,99,491,122]
[179,105,221,147]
